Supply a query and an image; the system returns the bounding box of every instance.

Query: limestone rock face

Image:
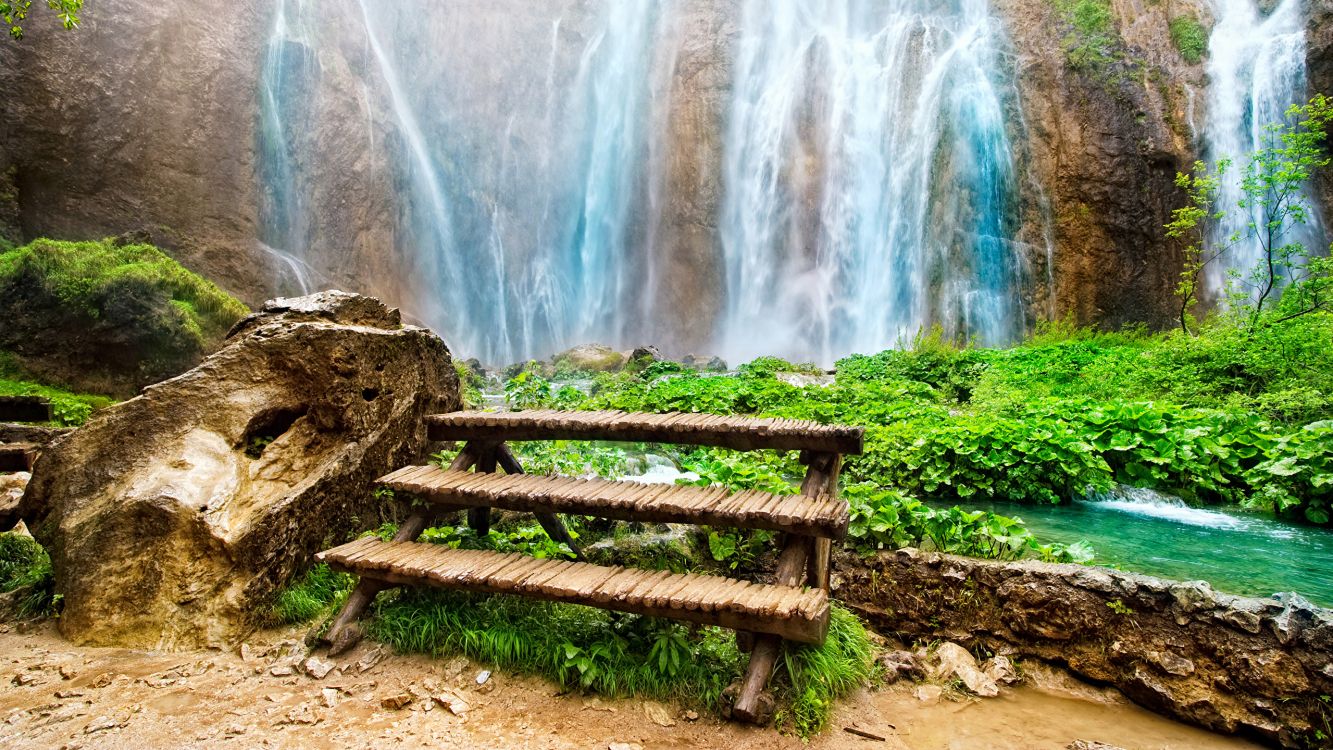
[18,291,459,649]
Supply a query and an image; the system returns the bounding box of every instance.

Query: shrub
[0,238,248,395]
[0,532,57,618]
[1169,16,1208,64]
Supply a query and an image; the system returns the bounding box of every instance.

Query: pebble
[381,693,414,711]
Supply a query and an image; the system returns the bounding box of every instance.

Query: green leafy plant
[0,532,57,618]
[269,563,355,625]
[1,0,81,40]
[1168,16,1208,64]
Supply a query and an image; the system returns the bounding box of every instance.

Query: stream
[947,486,1333,606]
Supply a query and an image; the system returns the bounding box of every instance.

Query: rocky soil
[0,622,1261,750]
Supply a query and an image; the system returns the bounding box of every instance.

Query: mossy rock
[0,238,249,396]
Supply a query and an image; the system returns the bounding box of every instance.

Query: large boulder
[552,344,628,374]
[17,291,459,649]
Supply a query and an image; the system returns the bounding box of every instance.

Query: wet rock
[833,549,1333,746]
[933,642,999,697]
[913,684,943,704]
[681,354,727,372]
[983,655,1020,685]
[877,650,924,684]
[18,292,459,649]
[0,472,28,522]
[552,344,627,373]
[628,346,662,368]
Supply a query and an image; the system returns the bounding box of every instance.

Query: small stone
[84,715,127,734]
[1068,742,1127,750]
[381,693,414,711]
[322,688,340,708]
[913,685,942,704]
[225,724,247,736]
[933,642,999,697]
[55,690,84,699]
[608,744,644,750]
[89,673,113,689]
[644,702,675,727]
[432,691,470,716]
[12,673,37,686]
[280,704,319,726]
[683,710,699,722]
[356,649,384,674]
[58,665,78,681]
[302,657,336,680]
[982,655,1020,685]
[475,670,491,686]
[878,650,924,684]
[269,665,295,677]
[238,644,255,662]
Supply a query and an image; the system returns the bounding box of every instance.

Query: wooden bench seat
[318,537,829,644]
[379,465,849,539]
[427,409,864,455]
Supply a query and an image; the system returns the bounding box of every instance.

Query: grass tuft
[0,532,58,619]
[268,563,355,626]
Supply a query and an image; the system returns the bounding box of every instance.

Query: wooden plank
[426,410,864,455]
[378,467,849,540]
[319,539,829,644]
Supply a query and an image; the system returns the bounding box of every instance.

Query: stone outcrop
[0,0,274,304]
[15,291,459,650]
[552,344,629,373]
[995,0,1208,330]
[834,549,1333,749]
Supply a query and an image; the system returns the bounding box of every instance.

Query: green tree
[2,0,82,40]
[1167,94,1333,330]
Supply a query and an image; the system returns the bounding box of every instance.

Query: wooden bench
[0,397,52,472]
[315,409,863,723]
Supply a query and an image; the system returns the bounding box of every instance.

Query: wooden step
[427,410,864,455]
[0,442,37,472]
[317,537,829,644]
[0,397,52,424]
[380,466,848,539]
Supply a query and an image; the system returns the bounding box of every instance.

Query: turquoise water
[947,488,1333,607]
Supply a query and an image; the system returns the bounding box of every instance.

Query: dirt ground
[0,621,1262,750]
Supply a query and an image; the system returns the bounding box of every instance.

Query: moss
[1169,16,1209,64]
[0,238,249,393]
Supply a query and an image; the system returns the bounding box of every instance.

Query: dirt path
[0,623,1260,749]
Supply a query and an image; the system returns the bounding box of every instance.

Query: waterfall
[1202,0,1314,296]
[257,0,318,295]
[717,0,1028,364]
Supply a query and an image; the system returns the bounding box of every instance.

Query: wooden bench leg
[733,452,841,723]
[496,444,586,562]
[466,445,498,536]
[316,445,481,654]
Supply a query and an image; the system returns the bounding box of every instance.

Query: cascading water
[1202,0,1316,296]
[717,0,1028,364]
[353,1,667,364]
[257,0,318,295]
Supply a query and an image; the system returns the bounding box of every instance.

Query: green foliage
[1053,0,1123,75]
[0,532,57,618]
[779,605,873,736]
[0,374,114,426]
[1168,16,1208,64]
[2,0,80,40]
[844,483,1095,563]
[454,361,486,409]
[1168,96,1333,331]
[419,522,578,561]
[269,563,354,625]
[0,238,249,393]
[367,587,871,736]
[368,589,746,709]
[1249,421,1333,524]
